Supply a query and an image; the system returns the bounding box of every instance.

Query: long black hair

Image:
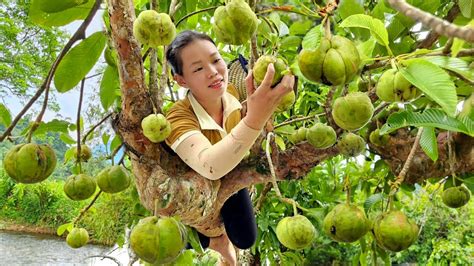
[166,30,215,75]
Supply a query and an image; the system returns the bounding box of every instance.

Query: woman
[165,30,295,265]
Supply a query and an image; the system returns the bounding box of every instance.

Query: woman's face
[174,39,228,102]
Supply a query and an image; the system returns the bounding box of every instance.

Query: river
[0,230,131,265]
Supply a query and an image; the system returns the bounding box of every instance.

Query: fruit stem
[76,78,86,174]
[73,190,103,226]
[274,113,325,129]
[323,16,332,39]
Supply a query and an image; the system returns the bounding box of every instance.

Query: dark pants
[195,188,257,250]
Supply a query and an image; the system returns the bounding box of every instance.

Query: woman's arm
[174,119,260,180]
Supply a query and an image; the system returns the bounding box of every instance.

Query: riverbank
[0,218,56,235]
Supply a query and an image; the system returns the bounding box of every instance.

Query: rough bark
[107,0,474,237]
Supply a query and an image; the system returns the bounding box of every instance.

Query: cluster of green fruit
[133,10,176,47]
[274,204,420,253]
[130,216,188,265]
[324,204,419,252]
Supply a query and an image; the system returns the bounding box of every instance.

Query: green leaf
[339,14,389,47]
[302,25,323,50]
[60,133,77,145]
[187,227,204,254]
[0,103,12,127]
[64,147,76,163]
[102,133,111,148]
[462,176,474,194]
[358,37,377,62]
[110,134,122,153]
[280,36,302,50]
[459,0,474,18]
[100,66,120,110]
[57,222,73,236]
[34,119,71,136]
[289,20,313,36]
[423,56,474,82]
[30,0,94,27]
[338,0,365,19]
[54,31,106,92]
[37,0,88,13]
[364,193,384,212]
[275,135,286,151]
[419,127,438,161]
[400,59,458,116]
[380,109,472,136]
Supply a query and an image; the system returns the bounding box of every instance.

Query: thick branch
[417,4,460,49]
[387,0,474,43]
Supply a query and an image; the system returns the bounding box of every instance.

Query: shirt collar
[187,89,242,131]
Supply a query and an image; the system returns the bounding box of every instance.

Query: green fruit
[276,215,317,250]
[373,210,419,252]
[275,91,296,113]
[63,174,96,201]
[96,165,131,193]
[306,123,337,149]
[133,11,176,47]
[323,203,370,243]
[155,217,188,264]
[337,132,366,157]
[332,92,374,131]
[130,216,187,264]
[66,228,89,249]
[289,127,308,144]
[141,113,172,143]
[3,143,57,184]
[130,216,161,264]
[213,0,258,45]
[253,55,288,86]
[38,0,88,13]
[298,36,360,86]
[442,185,471,208]
[73,145,92,162]
[369,129,390,146]
[376,69,420,102]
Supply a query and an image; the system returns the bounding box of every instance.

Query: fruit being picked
[96,165,131,193]
[130,216,188,264]
[306,123,337,149]
[442,185,470,208]
[3,143,57,184]
[63,174,97,201]
[376,69,420,102]
[337,132,366,157]
[66,228,89,249]
[253,55,288,86]
[332,92,374,131]
[298,36,360,86]
[369,129,390,146]
[276,215,317,250]
[133,10,176,47]
[73,145,92,162]
[275,90,296,113]
[141,113,172,143]
[373,210,419,252]
[323,203,370,243]
[213,0,258,45]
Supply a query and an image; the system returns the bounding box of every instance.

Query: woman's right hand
[243,63,295,130]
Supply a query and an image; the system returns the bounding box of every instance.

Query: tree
[0,0,473,264]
